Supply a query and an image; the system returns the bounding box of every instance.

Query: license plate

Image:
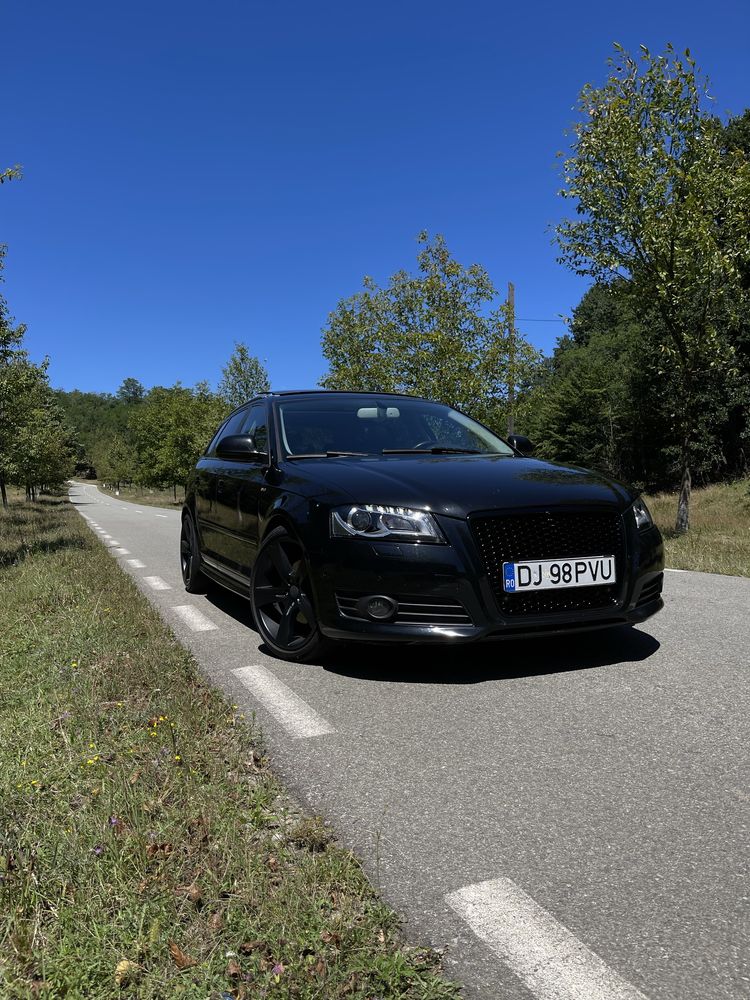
[502,555,616,593]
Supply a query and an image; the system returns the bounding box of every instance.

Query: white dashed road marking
[665,568,687,573]
[154,513,168,518]
[144,575,171,591]
[127,559,146,569]
[232,665,336,740]
[113,547,130,556]
[445,878,648,1000]
[171,605,218,631]
[106,540,121,547]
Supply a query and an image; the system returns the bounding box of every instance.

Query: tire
[180,512,208,593]
[250,526,328,663]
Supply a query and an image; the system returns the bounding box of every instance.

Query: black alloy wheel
[180,513,207,593]
[251,526,326,662]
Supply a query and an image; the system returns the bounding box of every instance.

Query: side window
[206,408,249,456]
[239,403,269,454]
[205,420,229,457]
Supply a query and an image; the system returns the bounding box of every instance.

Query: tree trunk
[0,476,7,509]
[675,435,691,534]
[173,483,177,501]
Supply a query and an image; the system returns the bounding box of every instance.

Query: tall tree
[116,377,145,403]
[129,383,227,494]
[555,44,750,531]
[321,232,540,429]
[217,343,270,410]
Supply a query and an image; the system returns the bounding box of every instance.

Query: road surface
[70,482,750,1000]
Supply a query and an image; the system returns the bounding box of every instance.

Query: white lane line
[154,513,168,518]
[446,878,648,1000]
[144,575,171,591]
[232,665,335,740]
[127,559,146,569]
[106,539,121,547]
[171,605,218,631]
[664,568,687,573]
[113,547,130,556]
[135,510,143,514]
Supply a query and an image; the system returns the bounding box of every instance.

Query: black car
[181,391,664,662]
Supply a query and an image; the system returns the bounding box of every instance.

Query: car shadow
[203,583,257,629]
[199,581,661,684]
[318,626,661,684]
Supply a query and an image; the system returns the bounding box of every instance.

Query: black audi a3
[181,391,664,661]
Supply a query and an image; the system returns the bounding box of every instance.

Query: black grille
[636,573,663,608]
[471,510,624,617]
[336,593,472,626]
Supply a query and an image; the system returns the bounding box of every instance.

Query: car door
[212,401,269,578]
[196,408,249,565]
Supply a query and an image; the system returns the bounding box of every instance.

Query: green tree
[116,377,145,403]
[321,233,540,429]
[217,343,270,410]
[555,44,750,531]
[129,383,227,495]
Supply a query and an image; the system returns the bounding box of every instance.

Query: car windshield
[277,396,515,457]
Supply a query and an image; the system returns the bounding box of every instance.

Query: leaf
[239,939,268,954]
[227,958,241,978]
[114,959,139,985]
[168,940,198,969]
[146,842,173,858]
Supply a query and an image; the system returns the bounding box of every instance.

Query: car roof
[266,389,424,399]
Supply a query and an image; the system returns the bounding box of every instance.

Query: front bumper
[306,511,665,644]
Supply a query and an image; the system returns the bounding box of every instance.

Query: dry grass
[646,478,750,577]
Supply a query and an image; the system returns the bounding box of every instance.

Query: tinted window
[239,403,269,453]
[205,419,229,457]
[277,397,513,456]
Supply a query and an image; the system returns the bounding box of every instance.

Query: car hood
[280,454,635,518]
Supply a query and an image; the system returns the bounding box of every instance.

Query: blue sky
[3,0,749,394]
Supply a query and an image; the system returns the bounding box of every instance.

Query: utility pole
[507,281,515,436]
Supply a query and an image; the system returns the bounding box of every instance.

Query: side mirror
[508,434,534,455]
[216,434,267,463]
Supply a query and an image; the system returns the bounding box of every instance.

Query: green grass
[0,494,460,999]
[646,477,750,577]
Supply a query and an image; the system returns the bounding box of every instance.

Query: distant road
[70,481,750,1000]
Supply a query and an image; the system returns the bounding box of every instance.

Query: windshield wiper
[286,450,370,460]
[381,447,481,455]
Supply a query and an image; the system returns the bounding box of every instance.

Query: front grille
[336,593,473,626]
[636,573,663,608]
[471,510,624,617]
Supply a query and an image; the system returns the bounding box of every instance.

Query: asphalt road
[70,482,750,1000]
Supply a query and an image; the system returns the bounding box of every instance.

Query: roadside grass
[0,495,460,999]
[645,477,750,577]
[91,481,184,509]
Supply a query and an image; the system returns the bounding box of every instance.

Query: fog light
[361,595,398,621]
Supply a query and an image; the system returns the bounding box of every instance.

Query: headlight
[631,497,653,531]
[330,505,445,543]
